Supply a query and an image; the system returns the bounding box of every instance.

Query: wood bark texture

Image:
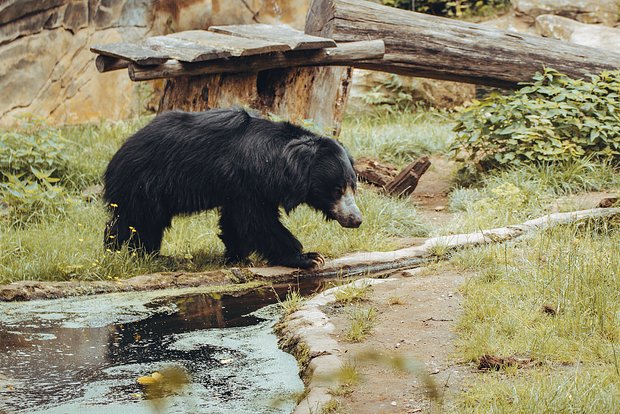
[307,0,620,88]
[130,40,384,81]
[385,156,432,197]
[158,17,359,134]
[354,157,399,187]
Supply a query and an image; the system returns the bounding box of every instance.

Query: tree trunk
[307,0,620,88]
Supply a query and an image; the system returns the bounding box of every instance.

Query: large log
[130,40,384,81]
[307,0,620,88]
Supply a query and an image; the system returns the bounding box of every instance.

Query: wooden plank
[209,24,337,50]
[129,39,385,81]
[144,36,231,62]
[168,30,290,57]
[308,0,620,88]
[90,42,169,65]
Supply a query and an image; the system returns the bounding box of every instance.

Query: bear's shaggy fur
[103,108,362,269]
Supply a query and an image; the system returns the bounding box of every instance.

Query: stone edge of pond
[2,207,616,302]
[274,277,394,414]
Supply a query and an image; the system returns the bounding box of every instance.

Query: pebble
[391,401,397,406]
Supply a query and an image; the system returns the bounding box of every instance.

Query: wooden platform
[90,23,383,135]
[90,24,349,79]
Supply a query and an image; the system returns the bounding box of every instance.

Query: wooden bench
[91,24,384,135]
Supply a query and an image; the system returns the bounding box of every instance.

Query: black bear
[103,108,362,269]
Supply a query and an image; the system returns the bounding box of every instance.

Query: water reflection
[0,280,324,413]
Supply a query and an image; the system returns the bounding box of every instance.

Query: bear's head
[282,136,362,229]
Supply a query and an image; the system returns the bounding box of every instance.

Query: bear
[103,108,362,269]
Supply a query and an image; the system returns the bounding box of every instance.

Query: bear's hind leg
[104,210,168,255]
[219,206,252,264]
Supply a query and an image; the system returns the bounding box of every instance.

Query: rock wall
[0,0,308,126]
[511,0,620,25]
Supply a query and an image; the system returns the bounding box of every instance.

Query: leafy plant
[0,117,69,182]
[0,172,69,226]
[382,0,510,18]
[453,69,620,172]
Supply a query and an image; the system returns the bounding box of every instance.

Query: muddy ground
[322,269,469,413]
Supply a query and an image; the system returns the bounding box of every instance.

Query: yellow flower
[110,203,118,208]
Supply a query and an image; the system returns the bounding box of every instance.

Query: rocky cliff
[0,0,308,126]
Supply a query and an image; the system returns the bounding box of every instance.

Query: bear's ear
[281,136,319,213]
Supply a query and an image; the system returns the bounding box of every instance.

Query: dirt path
[322,268,470,413]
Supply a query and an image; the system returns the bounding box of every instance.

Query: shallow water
[0,281,324,414]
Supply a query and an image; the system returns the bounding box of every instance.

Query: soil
[321,267,470,413]
[409,156,455,228]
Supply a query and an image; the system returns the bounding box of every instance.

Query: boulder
[0,0,309,126]
[536,14,620,50]
[511,0,619,26]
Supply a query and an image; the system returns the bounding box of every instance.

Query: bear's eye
[332,187,343,198]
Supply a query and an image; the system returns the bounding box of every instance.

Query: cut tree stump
[306,0,620,88]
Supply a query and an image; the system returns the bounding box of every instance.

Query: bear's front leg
[221,204,324,269]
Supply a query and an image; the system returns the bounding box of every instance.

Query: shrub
[0,117,69,182]
[0,117,72,225]
[381,0,510,18]
[453,69,620,172]
[0,173,70,226]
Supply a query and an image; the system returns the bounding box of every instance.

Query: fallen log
[354,157,398,187]
[385,156,431,197]
[306,0,620,88]
[355,156,431,196]
[129,39,385,81]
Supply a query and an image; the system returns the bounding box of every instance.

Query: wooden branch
[306,0,620,88]
[128,40,385,81]
[385,156,431,197]
[95,55,129,73]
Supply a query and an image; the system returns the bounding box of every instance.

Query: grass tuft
[345,307,378,342]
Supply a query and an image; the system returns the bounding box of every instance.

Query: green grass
[448,220,620,412]
[334,281,372,305]
[345,306,378,342]
[442,159,620,234]
[0,114,430,283]
[340,108,456,168]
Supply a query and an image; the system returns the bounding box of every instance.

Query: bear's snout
[332,187,362,228]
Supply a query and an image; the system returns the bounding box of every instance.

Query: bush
[0,117,72,225]
[381,0,510,17]
[0,173,70,226]
[453,69,620,172]
[0,117,69,182]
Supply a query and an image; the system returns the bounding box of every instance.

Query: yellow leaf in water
[137,376,157,385]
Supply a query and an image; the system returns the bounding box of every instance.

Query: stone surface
[0,0,309,126]
[536,14,620,50]
[511,0,620,25]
